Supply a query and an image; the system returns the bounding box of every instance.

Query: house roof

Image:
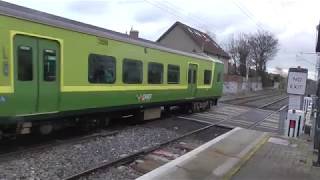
[157,21,230,59]
[0,1,223,63]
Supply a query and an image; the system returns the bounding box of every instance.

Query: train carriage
[0,2,224,138]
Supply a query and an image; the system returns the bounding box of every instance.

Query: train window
[43,49,56,81]
[188,69,197,84]
[192,69,197,84]
[188,69,192,84]
[148,62,163,84]
[168,64,180,84]
[88,54,116,84]
[217,72,222,82]
[204,70,212,84]
[17,46,33,81]
[123,59,143,84]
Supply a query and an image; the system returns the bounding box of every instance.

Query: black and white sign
[287,68,308,95]
[288,95,303,110]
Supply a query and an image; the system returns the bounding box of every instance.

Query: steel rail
[62,98,289,179]
[220,91,282,103]
[248,104,289,129]
[257,96,289,109]
[62,119,232,180]
[224,93,285,106]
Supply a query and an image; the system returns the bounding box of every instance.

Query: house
[157,21,230,74]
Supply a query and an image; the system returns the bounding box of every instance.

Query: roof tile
[158,21,230,59]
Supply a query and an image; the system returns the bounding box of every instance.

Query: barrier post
[313,126,320,167]
[313,78,320,166]
[279,106,288,135]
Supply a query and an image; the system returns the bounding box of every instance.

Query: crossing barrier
[303,96,313,113]
[285,109,304,138]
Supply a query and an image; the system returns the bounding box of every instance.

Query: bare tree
[225,34,251,76]
[237,34,251,77]
[226,35,239,75]
[248,30,279,78]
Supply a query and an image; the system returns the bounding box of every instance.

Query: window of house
[88,54,116,84]
[148,62,163,84]
[123,59,143,84]
[18,46,33,81]
[43,49,56,81]
[204,70,212,84]
[168,64,180,84]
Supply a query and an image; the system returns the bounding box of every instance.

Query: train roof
[0,1,223,64]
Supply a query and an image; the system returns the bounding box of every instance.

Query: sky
[4,0,320,79]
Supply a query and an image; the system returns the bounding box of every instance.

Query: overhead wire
[231,0,265,31]
[142,0,215,33]
[160,0,215,31]
[142,0,185,21]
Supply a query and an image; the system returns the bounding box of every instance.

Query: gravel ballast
[83,126,230,180]
[0,118,206,179]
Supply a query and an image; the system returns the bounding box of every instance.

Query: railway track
[222,90,288,111]
[0,130,118,161]
[220,91,283,103]
[247,104,288,129]
[62,120,231,180]
[63,101,287,180]
[0,94,288,179]
[223,92,285,106]
[0,116,218,179]
[258,96,289,110]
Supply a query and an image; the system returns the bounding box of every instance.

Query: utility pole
[246,60,249,83]
[313,23,320,166]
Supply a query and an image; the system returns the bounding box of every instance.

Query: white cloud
[3,0,320,78]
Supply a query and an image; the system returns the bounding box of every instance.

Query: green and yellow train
[0,2,224,138]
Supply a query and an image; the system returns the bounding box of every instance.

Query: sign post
[287,67,308,110]
[284,67,308,137]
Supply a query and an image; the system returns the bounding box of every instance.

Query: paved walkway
[136,128,320,180]
[232,135,320,180]
[137,128,269,180]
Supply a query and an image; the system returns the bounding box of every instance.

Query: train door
[188,64,198,97]
[14,35,38,114]
[37,39,60,112]
[14,35,60,114]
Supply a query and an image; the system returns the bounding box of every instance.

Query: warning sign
[287,69,308,95]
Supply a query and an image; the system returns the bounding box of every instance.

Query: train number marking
[136,94,152,102]
[0,96,6,103]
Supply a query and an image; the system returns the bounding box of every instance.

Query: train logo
[136,94,152,102]
[0,96,6,103]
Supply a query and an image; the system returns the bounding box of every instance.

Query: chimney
[129,28,139,39]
